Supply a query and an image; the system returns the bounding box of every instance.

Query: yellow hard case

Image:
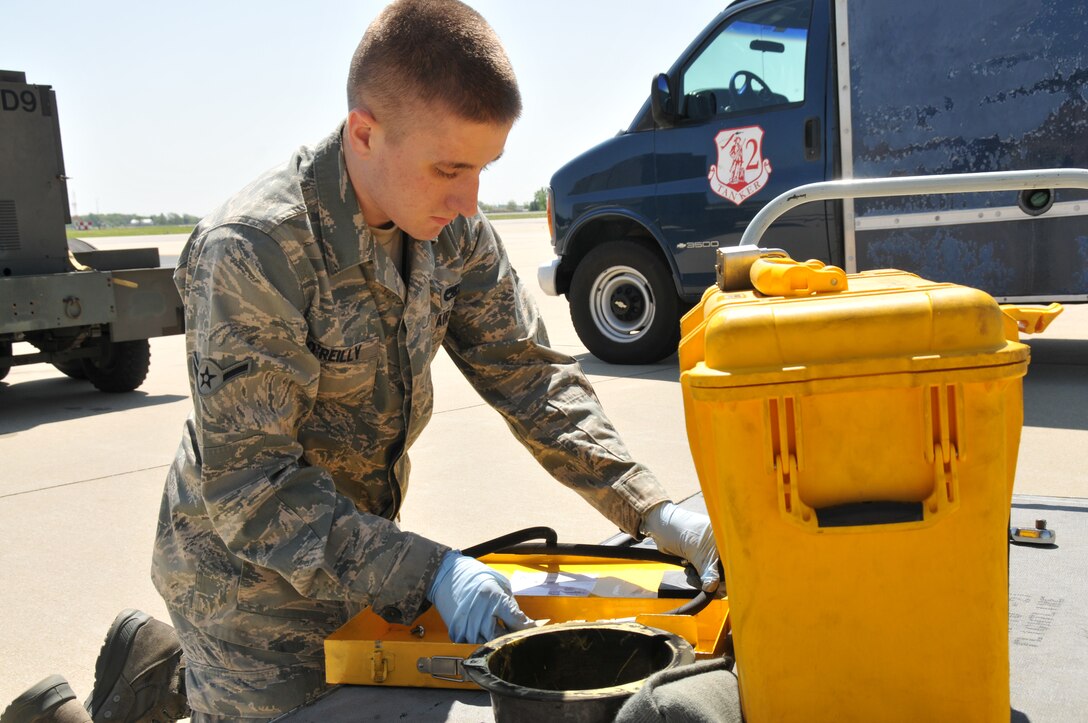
[325,553,730,689]
[680,268,1036,722]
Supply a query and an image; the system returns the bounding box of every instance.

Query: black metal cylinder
[462,621,696,723]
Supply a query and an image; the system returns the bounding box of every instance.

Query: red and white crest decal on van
[708,125,773,205]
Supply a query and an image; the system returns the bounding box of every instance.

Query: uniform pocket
[236,561,345,624]
[190,540,240,620]
[189,554,347,656]
[315,339,380,401]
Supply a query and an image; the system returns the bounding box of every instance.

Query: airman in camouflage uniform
[152,124,670,718]
[149,1,717,719]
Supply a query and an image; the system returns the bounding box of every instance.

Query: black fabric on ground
[615,656,742,723]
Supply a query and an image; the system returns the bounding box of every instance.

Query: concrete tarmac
[2,219,1086,711]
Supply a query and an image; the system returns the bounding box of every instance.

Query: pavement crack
[0,464,171,500]
[432,402,488,415]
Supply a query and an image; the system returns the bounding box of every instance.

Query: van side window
[681,0,812,120]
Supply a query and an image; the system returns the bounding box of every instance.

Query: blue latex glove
[642,501,721,592]
[426,551,534,644]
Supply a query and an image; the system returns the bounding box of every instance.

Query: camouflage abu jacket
[151,126,669,643]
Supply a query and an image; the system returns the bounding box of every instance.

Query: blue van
[539,0,1088,363]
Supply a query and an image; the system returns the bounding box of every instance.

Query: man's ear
[346,108,378,157]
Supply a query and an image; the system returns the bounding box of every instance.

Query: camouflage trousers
[167,609,351,719]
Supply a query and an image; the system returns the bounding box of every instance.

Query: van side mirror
[651,73,680,126]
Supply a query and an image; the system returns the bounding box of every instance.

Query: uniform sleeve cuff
[613,469,672,538]
[369,533,450,625]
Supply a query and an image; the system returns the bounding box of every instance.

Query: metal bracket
[739,168,1088,251]
[416,655,466,683]
[715,244,788,291]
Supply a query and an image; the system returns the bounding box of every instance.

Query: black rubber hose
[495,542,685,566]
[462,526,559,558]
[462,527,719,616]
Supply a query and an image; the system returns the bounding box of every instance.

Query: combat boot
[86,610,190,723]
[1,675,92,723]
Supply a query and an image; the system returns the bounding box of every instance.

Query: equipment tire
[0,341,11,381]
[569,239,682,364]
[81,339,151,393]
[53,359,88,380]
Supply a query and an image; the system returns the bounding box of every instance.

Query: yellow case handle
[999,303,1064,340]
[750,257,848,297]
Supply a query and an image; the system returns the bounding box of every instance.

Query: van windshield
[682,0,812,117]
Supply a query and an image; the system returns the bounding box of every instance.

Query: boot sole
[1,675,76,722]
[87,609,152,717]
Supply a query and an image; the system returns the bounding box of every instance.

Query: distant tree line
[479,187,548,214]
[72,212,200,228]
[75,191,547,228]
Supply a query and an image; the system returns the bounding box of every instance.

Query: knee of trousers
[167,609,331,718]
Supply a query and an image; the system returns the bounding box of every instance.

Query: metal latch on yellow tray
[416,655,466,683]
[1000,303,1063,341]
[371,642,392,683]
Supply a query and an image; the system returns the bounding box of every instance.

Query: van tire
[81,339,151,393]
[569,240,681,364]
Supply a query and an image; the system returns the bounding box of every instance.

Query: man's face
[346,100,513,240]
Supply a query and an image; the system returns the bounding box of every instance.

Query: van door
[655,0,831,296]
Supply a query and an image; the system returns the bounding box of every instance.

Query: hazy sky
[5,1,730,217]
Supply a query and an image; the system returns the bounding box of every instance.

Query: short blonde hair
[347,0,522,129]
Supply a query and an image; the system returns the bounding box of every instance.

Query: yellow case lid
[681,270,1029,386]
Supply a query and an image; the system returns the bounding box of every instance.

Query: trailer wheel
[569,240,682,364]
[81,339,151,393]
[53,359,88,380]
[0,341,11,381]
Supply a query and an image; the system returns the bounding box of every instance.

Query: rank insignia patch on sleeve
[191,353,254,396]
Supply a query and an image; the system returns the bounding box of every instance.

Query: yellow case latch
[1000,303,1063,340]
[750,257,848,297]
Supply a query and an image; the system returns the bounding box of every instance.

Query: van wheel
[569,240,682,364]
[81,340,151,393]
